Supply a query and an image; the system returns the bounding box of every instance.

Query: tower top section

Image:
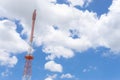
[30,9,37,44]
[32,9,36,21]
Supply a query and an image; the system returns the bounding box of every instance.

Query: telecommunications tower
[22,9,36,80]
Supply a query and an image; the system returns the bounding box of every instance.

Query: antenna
[22,9,36,80]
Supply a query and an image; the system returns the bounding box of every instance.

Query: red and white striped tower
[22,9,36,80]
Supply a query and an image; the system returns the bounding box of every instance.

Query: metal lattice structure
[22,9,36,80]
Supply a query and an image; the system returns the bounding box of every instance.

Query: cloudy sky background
[0,0,120,80]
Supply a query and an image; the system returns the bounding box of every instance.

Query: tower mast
[23,9,36,80]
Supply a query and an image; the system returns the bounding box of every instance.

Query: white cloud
[0,20,28,67]
[0,0,99,61]
[98,0,120,54]
[83,66,97,72]
[43,45,74,60]
[0,50,17,67]
[68,0,92,7]
[0,20,28,53]
[45,61,63,72]
[61,73,74,79]
[0,0,120,68]
[44,74,57,80]
[68,0,85,6]
[47,0,56,3]
[1,69,12,77]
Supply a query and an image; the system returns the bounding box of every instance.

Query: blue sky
[0,0,120,80]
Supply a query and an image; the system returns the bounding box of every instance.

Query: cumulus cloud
[61,73,74,79]
[98,0,120,54]
[1,69,12,77]
[44,61,63,72]
[48,0,56,3]
[68,0,92,7]
[0,20,28,67]
[0,20,28,53]
[0,50,17,67]
[44,74,57,80]
[0,0,120,67]
[83,66,97,72]
[43,45,74,60]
